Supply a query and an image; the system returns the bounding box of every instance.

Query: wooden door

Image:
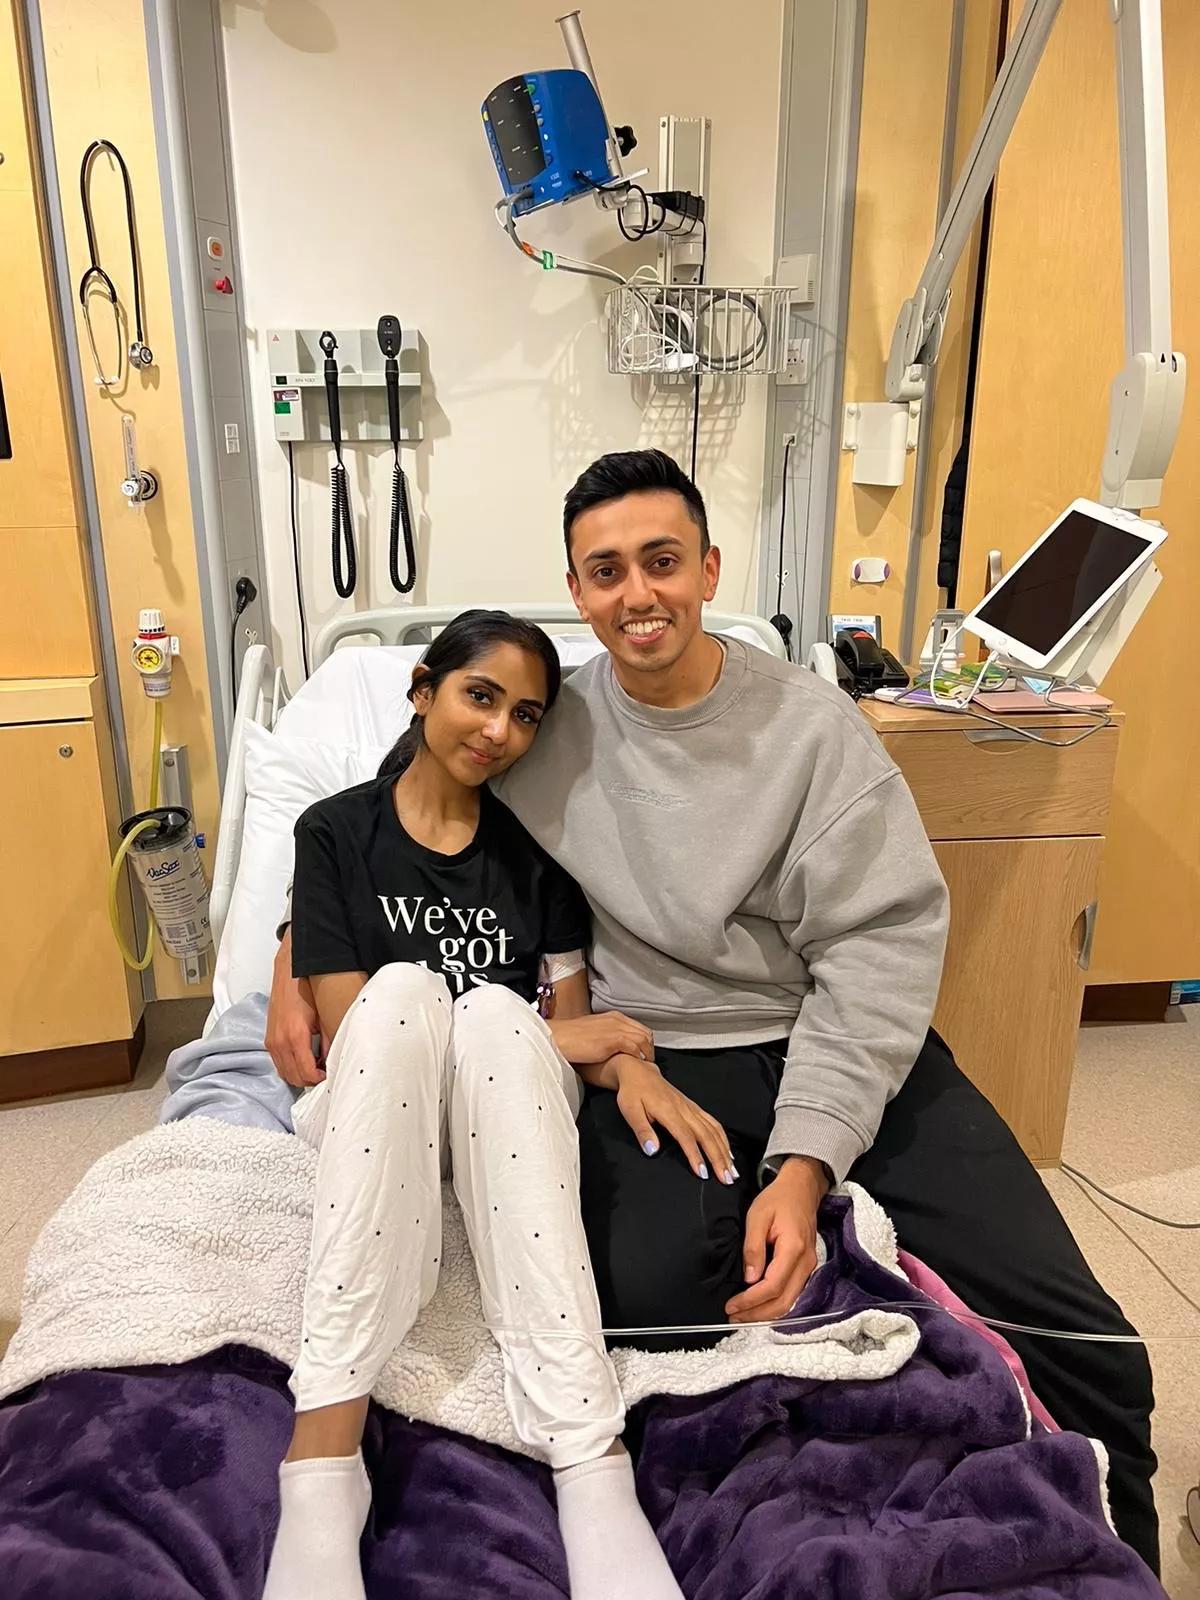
[932,836,1104,1163]
[0,719,138,1056]
[0,0,95,678]
[956,0,1200,982]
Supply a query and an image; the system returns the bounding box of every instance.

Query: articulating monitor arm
[884,0,1184,511]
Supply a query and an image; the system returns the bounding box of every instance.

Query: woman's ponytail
[376,716,423,778]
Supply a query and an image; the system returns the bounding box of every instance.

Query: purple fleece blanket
[0,1197,1163,1599]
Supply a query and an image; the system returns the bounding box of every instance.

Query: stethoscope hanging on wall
[377,315,417,595]
[319,330,358,599]
[78,140,154,389]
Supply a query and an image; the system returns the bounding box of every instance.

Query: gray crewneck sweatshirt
[494,636,948,1182]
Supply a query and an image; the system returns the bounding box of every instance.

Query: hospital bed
[0,602,1166,1599]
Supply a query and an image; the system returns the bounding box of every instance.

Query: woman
[264,610,734,1600]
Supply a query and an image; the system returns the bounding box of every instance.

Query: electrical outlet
[782,431,798,447]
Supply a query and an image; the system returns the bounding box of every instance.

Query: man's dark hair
[563,449,709,572]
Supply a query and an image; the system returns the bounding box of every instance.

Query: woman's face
[413,643,550,787]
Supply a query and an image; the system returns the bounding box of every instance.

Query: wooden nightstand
[859,698,1122,1164]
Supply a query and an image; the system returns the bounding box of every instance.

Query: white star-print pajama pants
[289,961,626,1469]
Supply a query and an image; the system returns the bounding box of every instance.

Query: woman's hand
[609,1054,736,1184]
[266,931,325,1087]
[549,1010,654,1066]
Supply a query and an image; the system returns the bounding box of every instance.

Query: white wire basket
[607,282,795,377]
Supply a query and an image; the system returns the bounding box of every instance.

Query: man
[269,449,1157,1571]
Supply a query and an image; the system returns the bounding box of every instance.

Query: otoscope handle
[324,362,343,450]
[319,330,343,452]
[385,360,401,445]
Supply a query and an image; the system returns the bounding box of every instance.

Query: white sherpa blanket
[0,1120,918,1459]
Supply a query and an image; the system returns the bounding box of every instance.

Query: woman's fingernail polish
[722,1169,735,1185]
[698,1163,709,1180]
[643,1140,658,1155]
[731,1164,740,1179]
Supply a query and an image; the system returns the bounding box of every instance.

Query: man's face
[566,489,721,676]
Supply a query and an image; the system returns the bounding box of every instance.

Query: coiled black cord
[388,452,417,594]
[693,289,770,373]
[689,225,708,483]
[329,461,357,599]
[772,434,795,660]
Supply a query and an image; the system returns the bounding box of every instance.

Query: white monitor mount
[885,0,1185,512]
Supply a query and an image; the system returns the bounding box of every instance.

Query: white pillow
[272,639,612,746]
[722,623,776,654]
[270,629,771,758]
[555,636,607,670]
[211,722,390,1014]
[274,645,422,749]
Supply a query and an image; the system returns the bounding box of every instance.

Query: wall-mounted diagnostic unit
[266,326,423,445]
[269,321,425,640]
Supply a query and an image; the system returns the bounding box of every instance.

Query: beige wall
[219,0,784,687]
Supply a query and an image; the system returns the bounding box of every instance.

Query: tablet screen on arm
[973,509,1154,657]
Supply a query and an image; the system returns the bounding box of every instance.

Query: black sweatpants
[576,1029,1159,1574]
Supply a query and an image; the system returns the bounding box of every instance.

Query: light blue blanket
[160,993,300,1133]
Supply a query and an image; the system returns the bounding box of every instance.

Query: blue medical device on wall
[482,69,610,216]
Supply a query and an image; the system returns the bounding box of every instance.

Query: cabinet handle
[0,366,12,461]
[963,728,1028,746]
[1076,901,1098,970]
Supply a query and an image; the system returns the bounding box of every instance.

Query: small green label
[274,401,291,414]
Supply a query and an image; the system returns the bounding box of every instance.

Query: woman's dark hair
[563,448,709,572]
[377,610,562,778]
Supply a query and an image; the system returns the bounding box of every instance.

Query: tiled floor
[0,999,207,1355]
[1051,1006,1200,1599]
[1,1000,1197,1594]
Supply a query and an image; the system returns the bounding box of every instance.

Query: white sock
[262,1452,372,1600]
[554,1451,684,1600]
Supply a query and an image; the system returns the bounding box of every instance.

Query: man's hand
[549,1011,654,1065]
[725,1156,830,1324]
[603,1054,735,1183]
[266,930,325,1087]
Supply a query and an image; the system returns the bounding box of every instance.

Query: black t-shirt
[291,776,589,1004]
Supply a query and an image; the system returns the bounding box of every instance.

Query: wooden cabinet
[861,699,1121,1163]
[891,725,1119,841]
[932,837,1102,1162]
[0,706,139,1060]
